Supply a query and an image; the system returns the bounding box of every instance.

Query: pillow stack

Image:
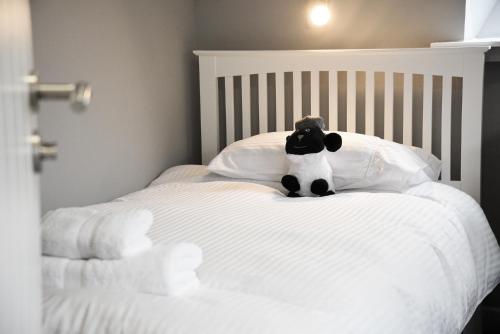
[41,205,202,296]
[208,131,441,192]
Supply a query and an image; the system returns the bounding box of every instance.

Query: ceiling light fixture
[308,1,331,27]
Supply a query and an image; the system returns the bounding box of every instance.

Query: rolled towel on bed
[42,207,153,260]
[42,243,203,296]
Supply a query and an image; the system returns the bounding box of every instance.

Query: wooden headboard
[194,47,489,202]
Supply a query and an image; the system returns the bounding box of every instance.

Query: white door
[0,0,41,333]
[1,1,92,332]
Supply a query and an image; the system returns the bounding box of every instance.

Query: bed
[43,47,500,334]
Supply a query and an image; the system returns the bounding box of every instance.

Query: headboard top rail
[194,47,490,57]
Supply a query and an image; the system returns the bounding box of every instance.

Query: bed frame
[194,48,489,202]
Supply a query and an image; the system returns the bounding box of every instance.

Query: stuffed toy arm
[324,133,342,152]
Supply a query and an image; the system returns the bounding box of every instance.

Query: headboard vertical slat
[293,71,302,124]
[311,70,320,117]
[275,72,285,131]
[195,48,489,201]
[328,70,338,131]
[441,75,453,183]
[384,72,394,141]
[461,52,486,200]
[347,71,357,132]
[365,71,375,136]
[241,74,251,139]
[258,73,268,133]
[403,73,413,146]
[422,74,433,152]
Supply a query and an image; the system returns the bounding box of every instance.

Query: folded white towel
[42,243,203,296]
[42,207,153,260]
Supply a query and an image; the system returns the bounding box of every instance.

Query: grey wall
[195,0,465,50]
[31,0,200,212]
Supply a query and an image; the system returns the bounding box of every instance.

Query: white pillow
[208,131,441,192]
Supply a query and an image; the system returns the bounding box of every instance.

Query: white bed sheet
[43,165,500,334]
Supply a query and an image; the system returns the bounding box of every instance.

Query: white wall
[464,0,498,39]
[477,1,500,38]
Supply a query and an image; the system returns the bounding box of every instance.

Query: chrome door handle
[30,133,57,173]
[29,73,92,111]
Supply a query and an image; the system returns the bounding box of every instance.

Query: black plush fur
[324,133,342,153]
[310,179,329,195]
[281,175,300,192]
[285,127,326,155]
[285,128,342,155]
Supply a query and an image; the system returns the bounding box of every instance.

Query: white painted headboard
[194,48,488,201]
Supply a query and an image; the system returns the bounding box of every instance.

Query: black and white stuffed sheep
[281,116,342,197]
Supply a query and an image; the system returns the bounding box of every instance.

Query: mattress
[43,165,500,334]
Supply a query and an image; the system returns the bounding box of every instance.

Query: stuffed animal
[281,116,342,197]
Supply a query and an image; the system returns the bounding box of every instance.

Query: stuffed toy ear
[324,133,342,152]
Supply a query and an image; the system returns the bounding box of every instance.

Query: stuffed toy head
[285,116,342,155]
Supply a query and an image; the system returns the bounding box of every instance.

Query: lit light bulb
[308,3,331,27]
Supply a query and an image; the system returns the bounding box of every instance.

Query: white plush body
[286,149,335,197]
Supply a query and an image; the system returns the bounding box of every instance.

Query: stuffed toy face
[285,127,326,155]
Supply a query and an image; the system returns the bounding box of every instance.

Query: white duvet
[43,165,500,334]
